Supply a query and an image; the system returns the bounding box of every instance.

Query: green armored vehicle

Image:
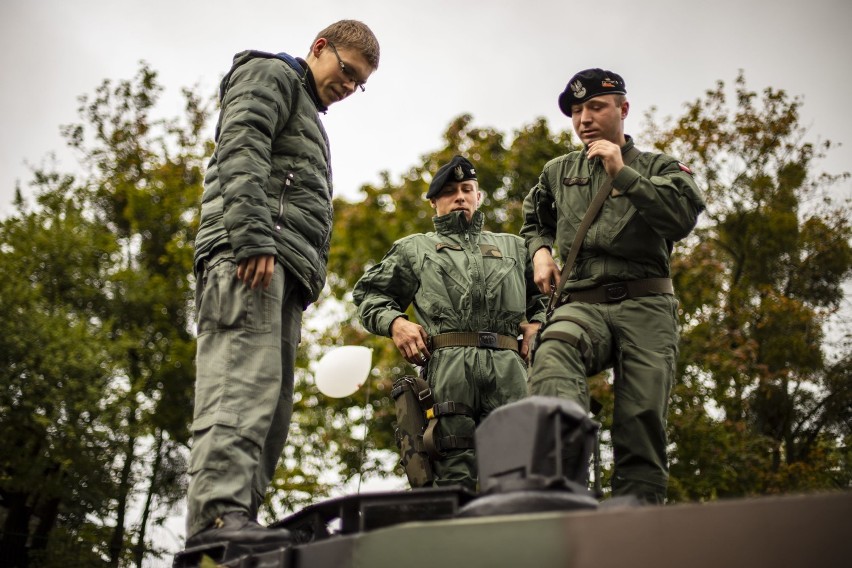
[174,397,852,568]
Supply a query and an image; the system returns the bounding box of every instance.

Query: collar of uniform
[433,209,484,236]
[297,57,328,114]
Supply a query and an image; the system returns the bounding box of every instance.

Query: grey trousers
[186,249,303,537]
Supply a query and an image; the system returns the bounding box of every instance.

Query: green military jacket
[353,210,547,340]
[520,136,705,290]
[194,51,332,304]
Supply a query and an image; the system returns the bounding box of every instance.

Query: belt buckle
[477,332,498,348]
[603,282,629,302]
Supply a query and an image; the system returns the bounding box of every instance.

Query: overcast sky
[1,0,851,220]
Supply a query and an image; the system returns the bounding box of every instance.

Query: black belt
[565,277,673,304]
[429,331,519,352]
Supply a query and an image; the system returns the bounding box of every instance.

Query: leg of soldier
[528,302,612,481]
[528,302,612,408]
[250,267,303,519]
[186,251,285,538]
[480,349,529,416]
[428,347,478,491]
[609,295,679,504]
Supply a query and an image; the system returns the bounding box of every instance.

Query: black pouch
[391,375,435,488]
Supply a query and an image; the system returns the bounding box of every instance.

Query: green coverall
[520,136,705,503]
[354,210,547,490]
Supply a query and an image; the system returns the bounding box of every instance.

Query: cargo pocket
[188,410,242,475]
[196,258,273,335]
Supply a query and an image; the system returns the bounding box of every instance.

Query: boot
[185,511,292,552]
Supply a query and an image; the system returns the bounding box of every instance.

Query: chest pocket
[480,243,524,313]
[555,175,600,234]
[556,177,639,249]
[600,190,639,245]
[418,247,471,321]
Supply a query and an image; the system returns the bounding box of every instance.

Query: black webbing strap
[390,375,433,406]
[393,372,477,460]
[423,420,475,459]
[423,400,477,460]
[427,401,475,420]
[565,277,674,304]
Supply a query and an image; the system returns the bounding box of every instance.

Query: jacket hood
[218,51,324,112]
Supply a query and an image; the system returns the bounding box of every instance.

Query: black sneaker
[185,511,293,552]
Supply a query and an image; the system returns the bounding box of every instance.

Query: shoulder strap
[547,146,641,315]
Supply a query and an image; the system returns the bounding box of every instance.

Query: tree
[0,173,119,567]
[0,63,211,566]
[644,71,852,500]
[4,63,850,567]
[65,64,209,566]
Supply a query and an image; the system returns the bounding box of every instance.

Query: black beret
[558,68,626,116]
[426,155,477,199]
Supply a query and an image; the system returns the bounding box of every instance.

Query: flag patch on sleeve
[678,162,694,175]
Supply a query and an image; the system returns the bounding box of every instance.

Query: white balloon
[314,346,372,398]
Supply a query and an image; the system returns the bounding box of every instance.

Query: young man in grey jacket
[186,20,379,551]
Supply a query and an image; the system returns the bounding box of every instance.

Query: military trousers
[186,248,303,538]
[428,346,529,491]
[528,294,679,503]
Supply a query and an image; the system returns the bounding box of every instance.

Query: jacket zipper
[275,172,295,231]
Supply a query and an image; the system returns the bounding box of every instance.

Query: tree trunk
[132,428,164,567]
[108,429,136,567]
[28,495,60,555]
[1,490,32,568]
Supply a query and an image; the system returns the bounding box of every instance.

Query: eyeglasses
[327,41,366,93]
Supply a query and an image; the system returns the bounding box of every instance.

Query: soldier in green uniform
[520,69,705,504]
[354,156,547,491]
[186,21,380,551]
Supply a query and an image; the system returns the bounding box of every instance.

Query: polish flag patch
[678,162,694,175]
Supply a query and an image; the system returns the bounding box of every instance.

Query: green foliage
[650,71,852,500]
[3,62,850,566]
[0,63,211,565]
